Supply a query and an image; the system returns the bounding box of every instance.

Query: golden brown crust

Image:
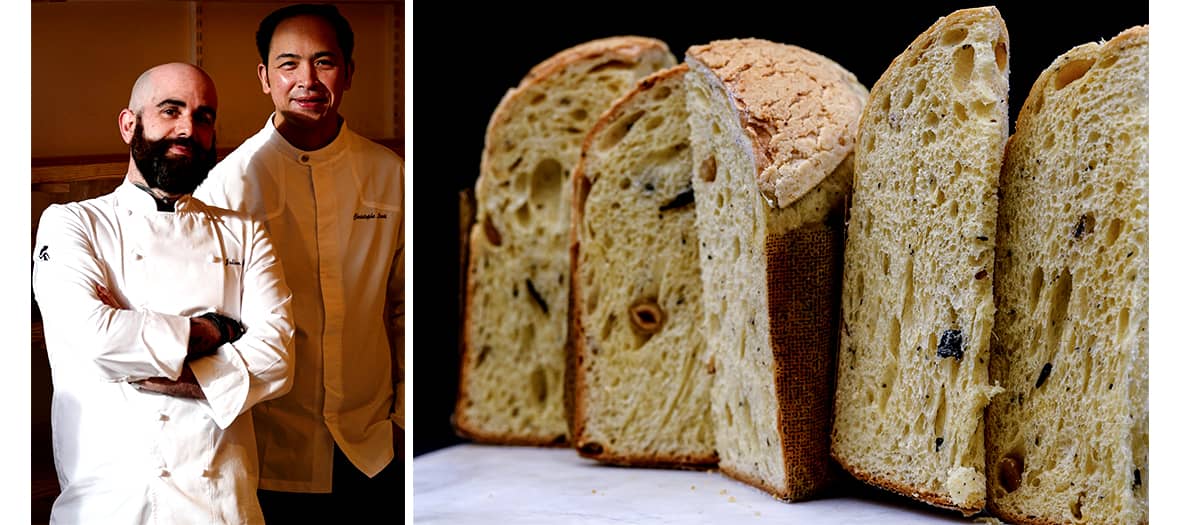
[481,36,673,171]
[526,36,672,86]
[832,453,984,516]
[577,64,690,158]
[1010,25,1147,141]
[685,39,866,209]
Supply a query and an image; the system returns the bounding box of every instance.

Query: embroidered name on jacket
[353,211,388,220]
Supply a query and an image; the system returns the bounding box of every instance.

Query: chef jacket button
[159,469,170,478]
[300,154,310,163]
[158,413,169,421]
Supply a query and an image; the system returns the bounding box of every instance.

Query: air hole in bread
[1105,218,1124,246]
[1117,307,1130,341]
[901,90,914,109]
[530,367,547,404]
[953,102,968,121]
[1099,55,1119,69]
[483,217,503,247]
[1047,270,1073,352]
[952,44,975,90]
[618,177,631,191]
[933,387,947,438]
[1043,133,1055,149]
[1029,93,1044,115]
[916,78,928,95]
[514,202,531,225]
[698,155,716,183]
[971,99,995,118]
[925,111,939,127]
[644,115,665,131]
[885,322,901,399]
[941,27,969,46]
[652,86,672,101]
[949,200,959,218]
[882,252,891,275]
[1071,491,1086,519]
[589,59,630,74]
[863,134,876,153]
[921,130,936,145]
[994,41,1008,71]
[571,108,588,121]
[1030,266,1045,305]
[530,93,546,105]
[599,110,646,149]
[1054,58,1096,90]
[531,157,564,204]
[901,258,915,325]
[475,345,491,368]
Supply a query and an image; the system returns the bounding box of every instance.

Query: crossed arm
[94,285,228,399]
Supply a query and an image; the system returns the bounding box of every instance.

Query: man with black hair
[196,4,405,519]
[33,62,295,523]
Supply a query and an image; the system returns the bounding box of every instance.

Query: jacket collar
[114,179,201,214]
[261,113,353,165]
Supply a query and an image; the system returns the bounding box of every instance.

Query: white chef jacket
[195,116,404,492]
[32,181,295,524]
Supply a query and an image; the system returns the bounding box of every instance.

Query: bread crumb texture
[988,25,1147,525]
[459,36,676,444]
[833,7,1009,515]
[571,65,717,467]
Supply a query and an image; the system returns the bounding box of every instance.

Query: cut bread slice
[831,7,1010,514]
[457,37,677,446]
[987,26,1148,525]
[685,38,867,500]
[569,64,717,467]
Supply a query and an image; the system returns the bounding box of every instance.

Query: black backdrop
[411,1,1150,456]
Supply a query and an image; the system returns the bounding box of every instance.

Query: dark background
[412,1,1150,457]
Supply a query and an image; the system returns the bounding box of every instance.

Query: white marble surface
[414,444,982,524]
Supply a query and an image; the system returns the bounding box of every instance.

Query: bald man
[32,62,295,523]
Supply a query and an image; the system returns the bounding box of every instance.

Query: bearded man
[32,62,295,524]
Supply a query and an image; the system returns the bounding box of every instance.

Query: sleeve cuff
[189,346,249,429]
[140,312,191,380]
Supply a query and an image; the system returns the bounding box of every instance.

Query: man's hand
[96,284,123,309]
[132,365,206,399]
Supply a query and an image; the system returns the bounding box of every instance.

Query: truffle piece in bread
[456,37,677,446]
[831,7,1009,514]
[988,25,1148,525]
[570,65,717,467]
[685,38,867,500]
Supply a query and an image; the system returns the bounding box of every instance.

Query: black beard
[130,119,217,196]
